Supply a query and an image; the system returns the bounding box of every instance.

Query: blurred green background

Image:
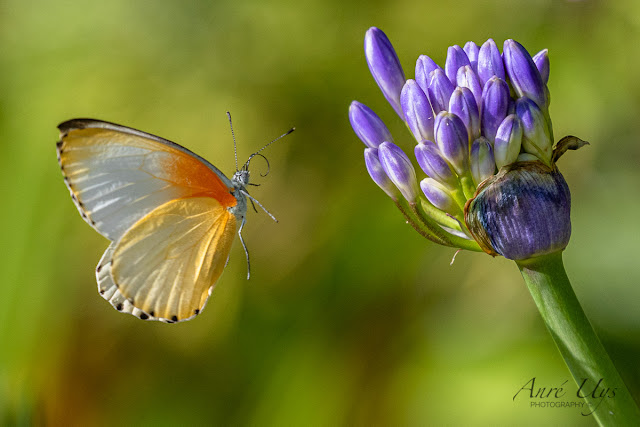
[2,0,639,425]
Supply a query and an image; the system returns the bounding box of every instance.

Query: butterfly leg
[238,215,250,280]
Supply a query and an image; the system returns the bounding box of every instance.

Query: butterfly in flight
[57,114,294,323]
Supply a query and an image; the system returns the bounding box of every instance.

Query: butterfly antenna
[227,111,239,172]
[244,152,271,177]
[242,127,295,170]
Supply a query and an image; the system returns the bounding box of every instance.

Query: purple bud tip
[503,39,547,109]
[445,45,471,85]
[414,141,459,190]
[364,147,400,200]
[365,27,407,119]
[532,49,550,85]
[434,111,469,175]
[428,69,455,114]
[515,97,552,163]
[378,141,419,202]
[456,65,483,114]
[463,41,480,73]
[415,55,442,94]
[481,77,510,143]
[477,39,505,86]
[401,80,435,143]
[420,178,460,215]
[494,114,523,169]
[449,86,480,142]
[470,137,496,186]
[349,101,394,148]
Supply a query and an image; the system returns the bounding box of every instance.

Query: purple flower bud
[477,39,505,87]
[420,178,460,214]
[481,77,510,143]
[349,101,394,148]
[428,69,455,114]
[449,87,480,142]
[532,49,550,84]
[515,97,552,163]
[434,111,469,175]
[464,162,571,260]
[445,45,471,85]
[456,66,483,113]
[415,55,442,94]
[470,137,495,186]
[414,141,459,189]
[365,27,406,118]
[463,41,480,73]
[378,141,419,202]
[364,148,400,200]
[494,114,523,169]
[401,80,435,143]
[503,39,547,109]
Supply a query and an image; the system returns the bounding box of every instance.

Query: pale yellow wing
[109,197,237,323]
[96,244,160,321]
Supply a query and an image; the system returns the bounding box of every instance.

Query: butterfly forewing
[57,120,237,242]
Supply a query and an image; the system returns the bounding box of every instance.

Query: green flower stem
[460,174,477,200]
[412,201,482,252]
[517,252,640,426]
[418,198,462,231]
[451,187,469,212]
[393,200,451,246]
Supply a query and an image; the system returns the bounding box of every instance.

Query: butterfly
[57,115,294,323]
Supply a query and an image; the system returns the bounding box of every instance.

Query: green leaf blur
[1,0,639,425]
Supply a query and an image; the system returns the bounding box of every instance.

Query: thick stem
[517,252,640,425]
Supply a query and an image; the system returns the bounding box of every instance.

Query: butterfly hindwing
[109,197,237,322]
[96,244,160,321]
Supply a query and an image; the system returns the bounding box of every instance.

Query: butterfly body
[57,119,255,323]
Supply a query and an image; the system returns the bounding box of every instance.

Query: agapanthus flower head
[350,28,588,259]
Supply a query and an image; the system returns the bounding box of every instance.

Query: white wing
[57,119,239,242]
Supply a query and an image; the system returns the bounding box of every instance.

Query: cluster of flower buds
[350,27,587,260]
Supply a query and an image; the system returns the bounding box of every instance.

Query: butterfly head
[232,169,250,188]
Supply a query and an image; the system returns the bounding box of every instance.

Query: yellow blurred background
[1,0,639,425]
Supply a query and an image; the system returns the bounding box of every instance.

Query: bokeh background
[2,0,639,425]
